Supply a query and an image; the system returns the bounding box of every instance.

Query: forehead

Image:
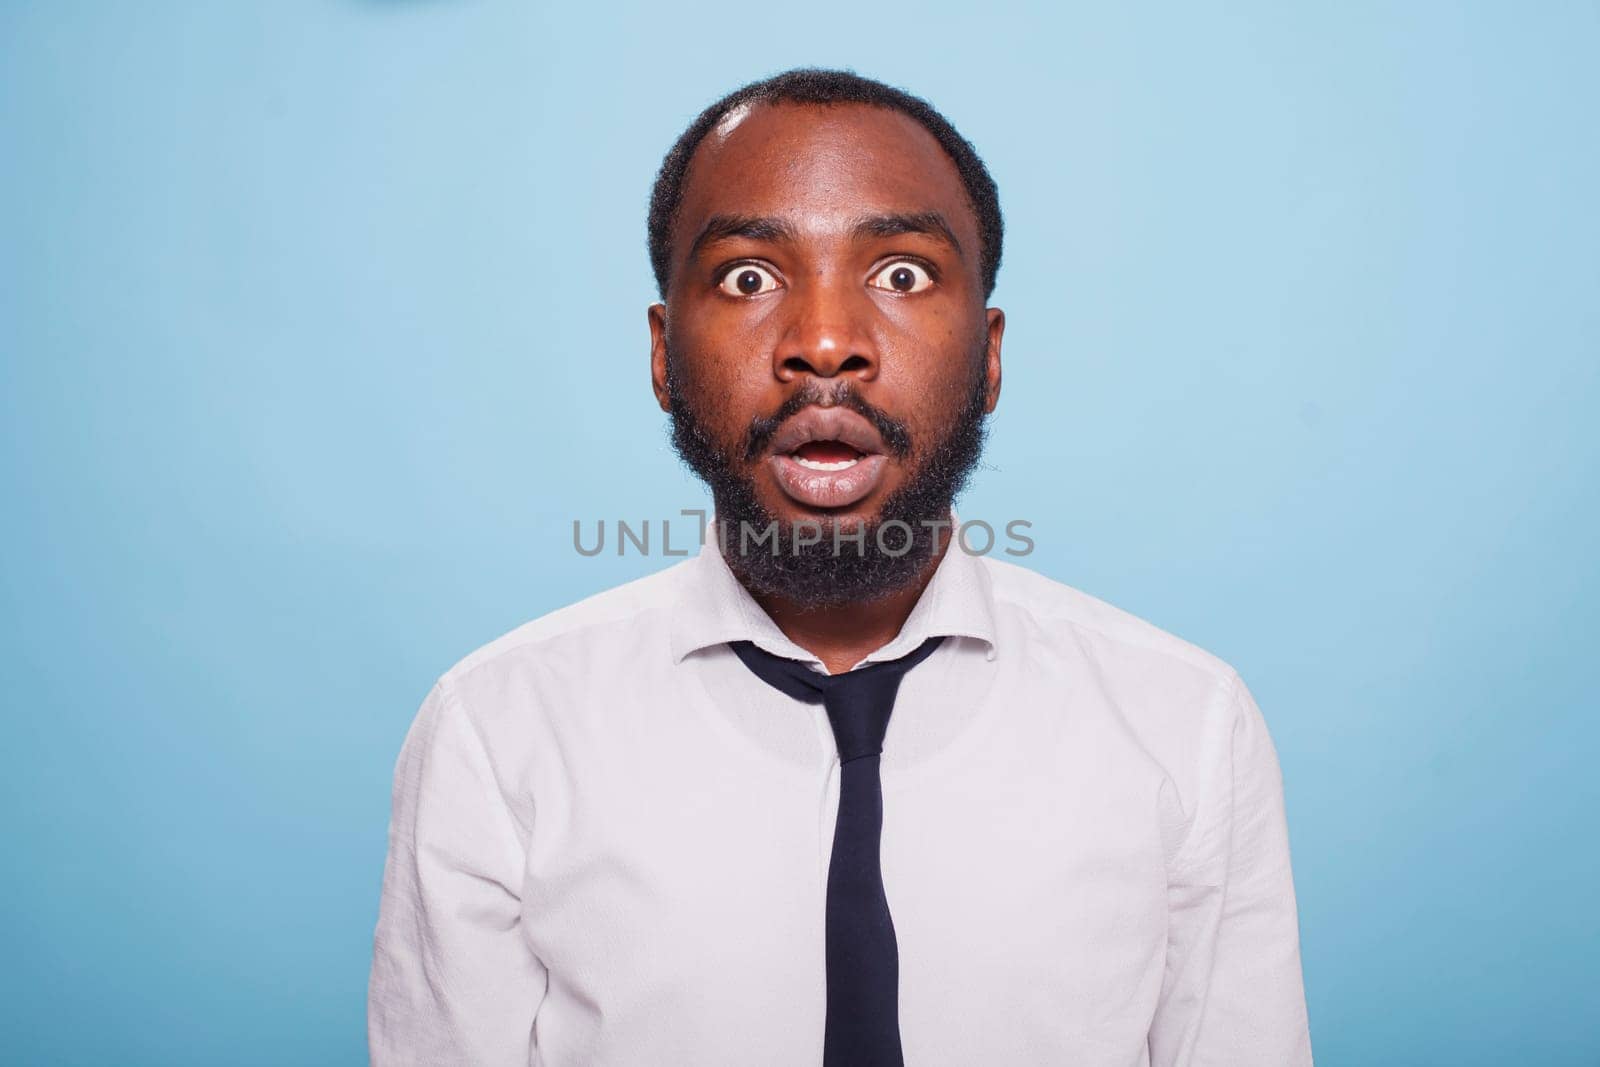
[674,101,977,255]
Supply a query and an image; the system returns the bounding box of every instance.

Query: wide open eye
[867,260,935,294]
[718,264,782,297]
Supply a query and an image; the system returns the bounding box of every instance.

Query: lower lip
[768,453,888,509]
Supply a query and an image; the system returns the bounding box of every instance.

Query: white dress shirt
[368,519,1313,1066]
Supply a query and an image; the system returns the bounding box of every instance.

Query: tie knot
[730,636,945,762]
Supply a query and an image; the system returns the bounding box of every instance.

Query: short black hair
[647,67,1004,301]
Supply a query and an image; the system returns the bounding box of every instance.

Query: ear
[982,307,1005,413]
[648,302,671,413]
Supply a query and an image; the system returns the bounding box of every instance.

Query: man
[368,68,1313,1066]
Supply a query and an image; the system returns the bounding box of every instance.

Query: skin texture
[648,101,1005,673]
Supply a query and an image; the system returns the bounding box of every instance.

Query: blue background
[3,2,1596,1063]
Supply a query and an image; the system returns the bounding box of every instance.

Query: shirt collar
[669,511,999,669]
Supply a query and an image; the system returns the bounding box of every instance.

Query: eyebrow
[687,211,966,262]
[688,215,800,260]
[850,211,965,260]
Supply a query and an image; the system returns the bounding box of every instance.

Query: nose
[772,274,879,384]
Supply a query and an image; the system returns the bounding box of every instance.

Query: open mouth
[765,406,891,510]
[788,439,867,471]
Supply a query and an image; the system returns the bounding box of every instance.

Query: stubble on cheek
[663,339,755,483]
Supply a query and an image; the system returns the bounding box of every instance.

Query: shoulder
[975,558,1275,858]
[975,554,1251,769]
[438,558,693,692]
[979,555,1238,684]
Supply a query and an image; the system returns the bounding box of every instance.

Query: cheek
[878,299,975,366]
[881,335,986,452]
[674,315,779,395]
[669,333,772,446]
[880,319,980,398]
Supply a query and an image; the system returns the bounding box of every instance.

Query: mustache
[742,380,914,463]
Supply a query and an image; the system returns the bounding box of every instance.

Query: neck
[743,525,952,675]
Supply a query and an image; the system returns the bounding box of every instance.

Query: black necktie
[730,635,945,1067]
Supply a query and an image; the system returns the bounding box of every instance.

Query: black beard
[664,343,991,609]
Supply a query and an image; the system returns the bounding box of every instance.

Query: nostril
[778,352,873,378]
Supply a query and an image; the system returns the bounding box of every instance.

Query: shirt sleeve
[368,678,548,1065]
[1149,672,1314,1066]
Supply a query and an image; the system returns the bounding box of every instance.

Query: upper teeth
[794,456,859,471]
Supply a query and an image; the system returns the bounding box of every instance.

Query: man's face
[648,101,1004,603]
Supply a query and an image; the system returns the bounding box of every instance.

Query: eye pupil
[891,266,915,291]
[736,269,762,294]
